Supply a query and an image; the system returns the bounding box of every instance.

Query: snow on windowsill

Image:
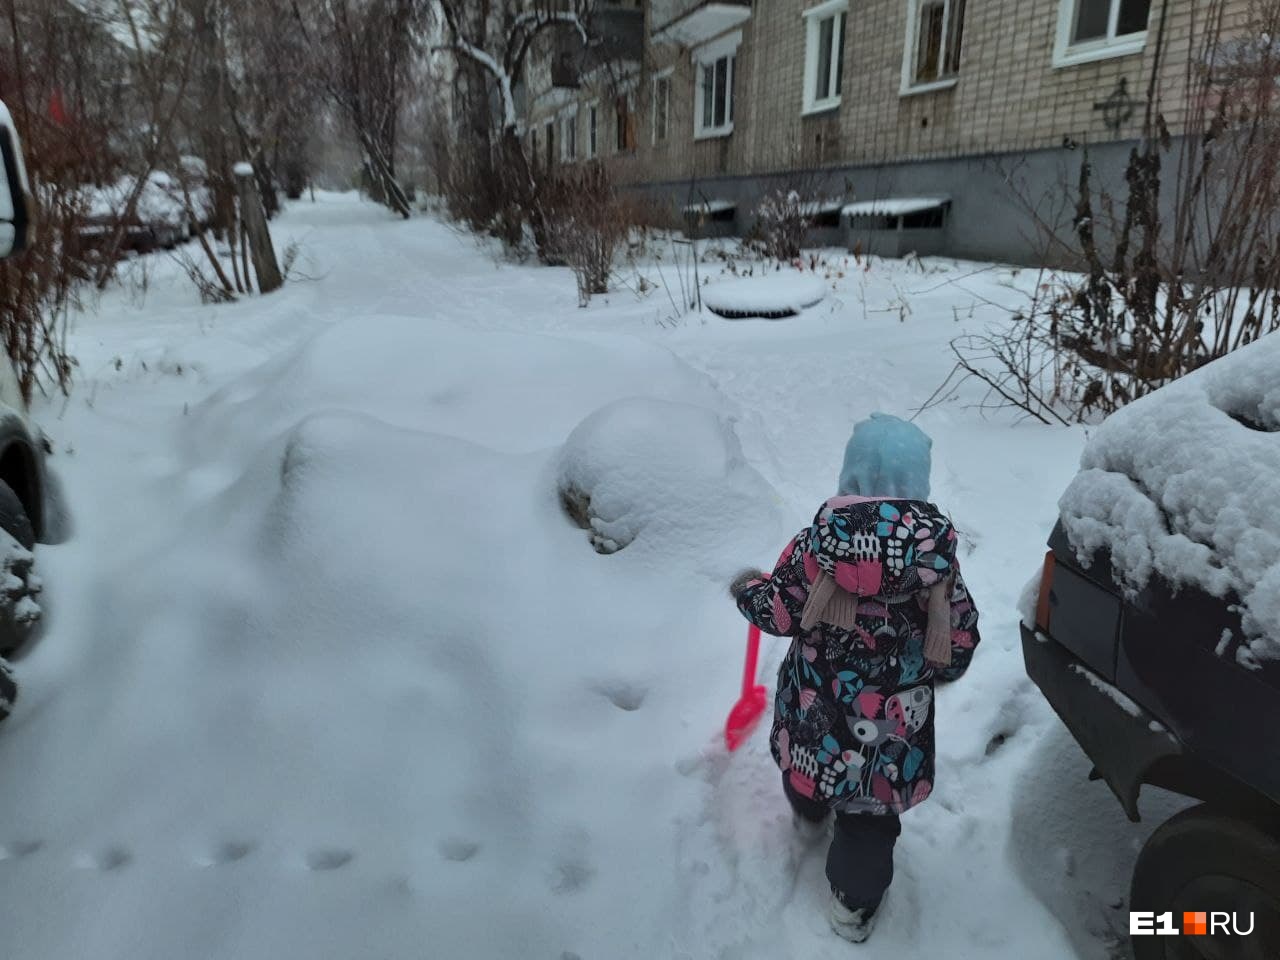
[694,124,734,141]
[1053,34,1147,69]
[899,77,959,98]
[797,199,846,216]
[682,199,736,216]
[801,99,842,117]
[843,196,950,217]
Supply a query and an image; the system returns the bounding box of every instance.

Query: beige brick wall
[524,0,1240,194]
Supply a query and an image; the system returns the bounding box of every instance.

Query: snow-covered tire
[0,479,40,658]
[1130,804,1280,958]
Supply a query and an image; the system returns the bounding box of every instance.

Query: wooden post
[234,162,283,294]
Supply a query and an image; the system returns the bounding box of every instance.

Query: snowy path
[0,194,1159,959]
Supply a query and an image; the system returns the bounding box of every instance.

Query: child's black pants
[783,773,901,912]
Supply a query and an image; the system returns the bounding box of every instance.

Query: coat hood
[837,413,932,501]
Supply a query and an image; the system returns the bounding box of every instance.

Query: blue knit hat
[837,413,932,500]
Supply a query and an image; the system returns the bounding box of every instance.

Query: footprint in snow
[0,839,41,861]
[76,845,132,871]
[194,840,255,867]
[438,838,480,863]
[591,679,648,713]
[305,848,354,872]
[550,858,595,894]
[984,730,1011,756]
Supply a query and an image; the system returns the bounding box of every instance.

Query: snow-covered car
[77,168,212,257]
[0,100,61,655]
[1021,332,1280,958]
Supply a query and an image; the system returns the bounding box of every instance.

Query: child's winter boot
[828,891,877,943]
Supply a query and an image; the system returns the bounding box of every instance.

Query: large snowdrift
[0,307,791,958]
[0,196,1097,960]
[1059,332,1280,659]
[188,317,726,458]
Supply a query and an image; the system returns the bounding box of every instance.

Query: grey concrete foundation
[625,140,1144,267]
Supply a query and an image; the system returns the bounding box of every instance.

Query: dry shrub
[0,0,129,402]
[945,0,1280,424]
[543,161,631,306]
[0,183,85,403]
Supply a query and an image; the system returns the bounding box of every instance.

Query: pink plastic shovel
[724,624,768,751]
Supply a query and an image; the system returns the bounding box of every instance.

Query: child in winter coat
[730,413,981,943]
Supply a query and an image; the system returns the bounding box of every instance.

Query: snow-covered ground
[0,193,1183,958]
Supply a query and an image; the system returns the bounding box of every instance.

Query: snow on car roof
[1058,331,1280,661]
[842,196,950,217]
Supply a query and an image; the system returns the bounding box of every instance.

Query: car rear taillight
[1035,550,1056,631]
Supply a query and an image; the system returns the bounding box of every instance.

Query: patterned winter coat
[735,495,980,815]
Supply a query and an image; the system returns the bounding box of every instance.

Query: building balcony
[551,4,646,89]
[651,0,751,47]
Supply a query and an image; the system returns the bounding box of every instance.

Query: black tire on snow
[1130,803,1280,960]
[0,478,35,551]
[0,479,40,658]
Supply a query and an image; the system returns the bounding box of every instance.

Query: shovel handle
[742,624,761,696]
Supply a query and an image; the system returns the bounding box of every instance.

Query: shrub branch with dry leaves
[943,0,1280,424]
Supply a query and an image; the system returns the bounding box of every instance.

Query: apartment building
[523,0,1238,263]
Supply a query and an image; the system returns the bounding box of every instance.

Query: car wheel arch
[0,418,44,543]
[1139,752,1278,822]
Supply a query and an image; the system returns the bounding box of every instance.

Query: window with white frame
[653,70,672,143]
[693,33,740,139]
[1055,0,1151,65]
[586,102,599,158]
[544,120,554,169]
[803,1,847,114]
[902,0,965,91]
[561,109,578,162]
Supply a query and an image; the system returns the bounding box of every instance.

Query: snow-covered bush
[750,167,844,263]
[752,189,814,263]
[557,397,779,559]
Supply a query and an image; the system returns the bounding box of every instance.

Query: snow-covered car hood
[79,171,211,227]
[1058,331,1280,663]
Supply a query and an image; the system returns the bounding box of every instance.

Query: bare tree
[296,0,426,218]
[88,0,199,287]
[0,0,139,399]
[435,0,591,255]
[222,0,323,205]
